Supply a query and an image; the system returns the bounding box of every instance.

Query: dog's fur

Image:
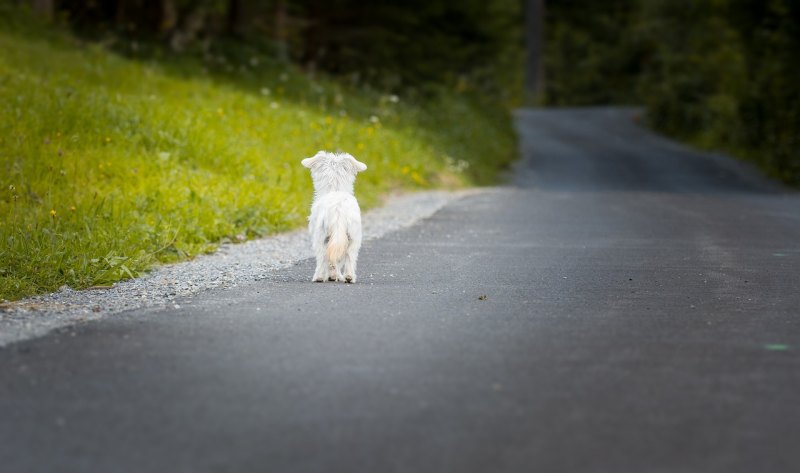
[302,151,367,283]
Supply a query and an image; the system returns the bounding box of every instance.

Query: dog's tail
[325,214,349,265]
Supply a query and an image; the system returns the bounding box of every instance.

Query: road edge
[0,189,479,347]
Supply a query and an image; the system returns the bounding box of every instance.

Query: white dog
[302,151,367,283]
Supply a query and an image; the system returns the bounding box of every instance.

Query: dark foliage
[546,0,800,186]
[296,1,521,96]
[31,0,522,103]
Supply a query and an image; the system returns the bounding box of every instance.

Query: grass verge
[0,11,517,301]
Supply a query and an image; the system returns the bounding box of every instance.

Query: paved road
[2,108,799,472]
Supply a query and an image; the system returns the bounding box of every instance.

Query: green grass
[0,13,517,301]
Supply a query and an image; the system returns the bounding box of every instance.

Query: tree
[524,0,545,104]
[30,0,54,21]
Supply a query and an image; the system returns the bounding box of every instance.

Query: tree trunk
[524,0,546,105]
[162,0,177,34]
[226,0,242,36]
[275,0,289,62]
[30,0,54,21]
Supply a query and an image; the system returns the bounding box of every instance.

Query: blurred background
[18,0,525,101]
[17,0,800,184]
[543,0,799,187]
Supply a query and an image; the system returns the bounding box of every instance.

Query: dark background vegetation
[545,0,799,186]
[23,0,523,103]
[15,0,800,186]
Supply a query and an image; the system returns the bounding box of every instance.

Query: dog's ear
[347,155,367,173]
[301,151,325,169]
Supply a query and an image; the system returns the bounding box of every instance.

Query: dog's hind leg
[312,241,328,282]
[313,260,327,282]
[342,246,358,283]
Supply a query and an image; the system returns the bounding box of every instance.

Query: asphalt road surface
[2,108,799,473]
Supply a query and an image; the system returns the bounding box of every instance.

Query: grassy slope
[0,20,517,301]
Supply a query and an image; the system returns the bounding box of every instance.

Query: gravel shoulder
[0,190,474,347]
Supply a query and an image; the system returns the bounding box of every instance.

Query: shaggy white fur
[301,151,367,283]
